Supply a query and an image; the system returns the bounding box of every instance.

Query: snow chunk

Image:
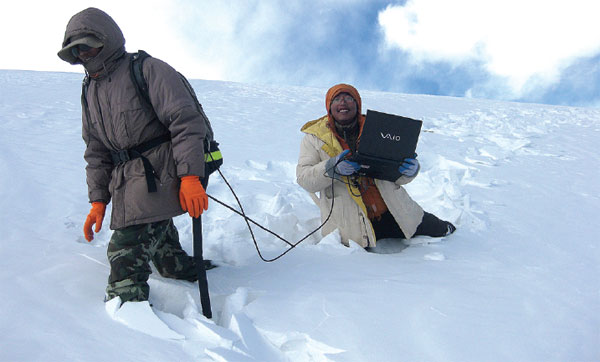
[220,287,251,329]
[105,297,185,340]
[424,252,446,261]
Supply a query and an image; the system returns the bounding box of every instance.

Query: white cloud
[0,1,197,75]
[0,0,368,86]
[165,1,290,81]
[378,0,600,98]
[0,0,313,83]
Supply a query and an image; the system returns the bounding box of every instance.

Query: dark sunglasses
[71,44,94,57]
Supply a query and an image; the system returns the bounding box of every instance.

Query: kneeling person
[296,83,455,248]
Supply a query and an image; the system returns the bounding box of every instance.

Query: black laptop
[350,109,423,181]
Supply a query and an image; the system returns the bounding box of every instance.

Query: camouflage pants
[105,218,197,303]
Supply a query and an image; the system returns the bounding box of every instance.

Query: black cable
[206,158,339,263]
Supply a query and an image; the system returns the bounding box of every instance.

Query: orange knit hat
[325,83,362,126]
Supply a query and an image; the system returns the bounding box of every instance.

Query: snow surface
[0,69,599,361]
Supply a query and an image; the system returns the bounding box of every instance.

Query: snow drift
[0,70,598,361]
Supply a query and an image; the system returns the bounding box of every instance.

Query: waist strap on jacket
[110,133,171,193]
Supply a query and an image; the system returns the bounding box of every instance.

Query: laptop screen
[357,110,422,162]
[348,110,422,181]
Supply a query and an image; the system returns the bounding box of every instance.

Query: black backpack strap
[130,50,153,111]
[81,75,90,106]
[81,75,92,126]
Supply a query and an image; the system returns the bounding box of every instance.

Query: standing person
[58,7,213,305]
[296,84,455,249]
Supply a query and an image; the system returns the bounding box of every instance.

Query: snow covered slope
[0,70,598,361]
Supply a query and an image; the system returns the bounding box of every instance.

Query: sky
[2,0,600,107]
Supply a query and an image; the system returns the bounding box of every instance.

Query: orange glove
[179,176,208,218]
[83,202,106,242]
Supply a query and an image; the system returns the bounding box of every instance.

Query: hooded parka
[296,84,424,248]
[62,8,208,229]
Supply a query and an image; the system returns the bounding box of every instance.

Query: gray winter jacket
[62,8,208,229]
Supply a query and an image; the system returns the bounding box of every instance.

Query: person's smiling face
[330,92,357,124]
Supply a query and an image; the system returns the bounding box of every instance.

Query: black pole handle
[193,215,212,319]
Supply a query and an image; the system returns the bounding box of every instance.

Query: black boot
[203,259,218,270]
[415,212,456,237]
[444,222,456,236]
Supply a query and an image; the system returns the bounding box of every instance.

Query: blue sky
[2,0,599,107]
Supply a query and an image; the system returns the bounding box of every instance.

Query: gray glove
[326,150,360,178]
